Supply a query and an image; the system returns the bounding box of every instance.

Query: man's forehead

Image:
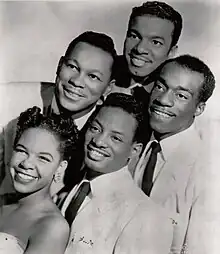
[66,42,111,59]
[96,106,135,125]
[130,14,174,30]
[160,62,204,91]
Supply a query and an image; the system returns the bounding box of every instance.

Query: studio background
[0,1,220,253]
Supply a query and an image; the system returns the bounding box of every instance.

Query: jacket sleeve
[182,156,215,254]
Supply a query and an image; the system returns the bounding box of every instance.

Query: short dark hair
[163,54,215,103]
[65,31,117,62]
[99,93,150,144]
[15,107,79,161]
[129,1,183,48]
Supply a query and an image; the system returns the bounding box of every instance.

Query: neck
[85,167,105,181]
[154,121,194,141]
[16,186,51,207]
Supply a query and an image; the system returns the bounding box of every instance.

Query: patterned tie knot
[151,141,161,154]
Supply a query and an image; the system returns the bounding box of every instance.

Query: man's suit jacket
[63,167,173,254]
[134,124,208,254]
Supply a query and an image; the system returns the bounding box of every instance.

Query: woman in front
[0,106,78,254]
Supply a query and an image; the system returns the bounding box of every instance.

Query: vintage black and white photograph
[0,0,219,253]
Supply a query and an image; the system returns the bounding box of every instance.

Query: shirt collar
[88,166,133,198]
[51,95,96,130]
[152,123,198,160]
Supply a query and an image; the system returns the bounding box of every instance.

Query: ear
[130,142,143,160]
[103,79,115,99]
[194,102,206,117]
[168,45,178,59]
[53,160,68,183]
[56,56,65,75]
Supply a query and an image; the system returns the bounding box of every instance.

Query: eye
[176,93,188,100]
[14,147,27,154]
[38,155,51,163]
[127,31,139,40]
[88,74,101,81]
[152,39,163,46]
[89,124,101,133]
[66,61,78,71]
[154,82,165,92]
[111,135,123,143]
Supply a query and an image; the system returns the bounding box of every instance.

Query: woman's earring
[53,172,61,183]
[97,95,105,106]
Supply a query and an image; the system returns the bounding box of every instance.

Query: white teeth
[131,57,146,67]
[89,150,105,158]
[154,110,172,118]
[17,172,36,181]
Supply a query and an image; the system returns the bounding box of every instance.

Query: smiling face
[149,62,205,139]
[124,15,175,80]
[10,128,65,194]
[56,42,113,117]
[84,106,140,174]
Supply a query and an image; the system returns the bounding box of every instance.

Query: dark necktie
[142,141,161,196]
[132,86,149,102]
[65,181,91,226]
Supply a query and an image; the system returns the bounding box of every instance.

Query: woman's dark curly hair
[14,106,79,161]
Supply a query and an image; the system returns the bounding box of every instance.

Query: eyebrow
[39,152,54,160]
[16,144,26,149]
[66,58,104,77]
[94,119,125,137]
[150,35,165,42]
[157,77,194,95]
[16,144,54,160]
[129,28,165,42]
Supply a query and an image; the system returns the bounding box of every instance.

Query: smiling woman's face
[84,106,138,174]
[10,128,63,194]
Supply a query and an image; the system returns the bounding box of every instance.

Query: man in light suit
[134,54,215,254]
[62,93,173,254]
[0,31,116,194]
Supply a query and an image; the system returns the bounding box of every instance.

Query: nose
[157,90,174,107]
[135,39,149,54]
[20,156,35,170]
[92,133,108,148]
[69,73,84,88]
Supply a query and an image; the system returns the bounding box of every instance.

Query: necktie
[131,86,150,107]
[142,141,161,196]
[65,181,91,226]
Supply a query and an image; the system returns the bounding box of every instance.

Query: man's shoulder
[40,82,55,98]
[40,82,56,109]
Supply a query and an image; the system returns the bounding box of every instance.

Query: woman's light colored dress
[0,232,24,254]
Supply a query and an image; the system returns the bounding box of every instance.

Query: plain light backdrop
[0,1,220,253]
[0,0,219,121]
